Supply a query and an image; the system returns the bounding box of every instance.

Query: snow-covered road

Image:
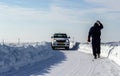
[31,50,120,76]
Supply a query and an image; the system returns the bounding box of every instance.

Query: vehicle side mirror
[51,36,54,38]
[68,37,70,38]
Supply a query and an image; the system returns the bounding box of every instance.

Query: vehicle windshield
[54,34,67,38]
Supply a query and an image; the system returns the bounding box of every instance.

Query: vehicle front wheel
[65,47,69,50]
[52,46,55,50]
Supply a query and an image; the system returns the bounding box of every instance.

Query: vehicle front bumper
[51,42,69,48]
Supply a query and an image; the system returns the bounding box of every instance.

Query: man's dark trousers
[92,39,101,57]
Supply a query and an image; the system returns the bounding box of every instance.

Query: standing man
[88,20,103,59]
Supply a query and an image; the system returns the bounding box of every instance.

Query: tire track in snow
[86,58,106,76]
[67,55,85,76]
[86,60,98,76]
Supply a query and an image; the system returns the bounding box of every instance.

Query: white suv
[51,33,70,50]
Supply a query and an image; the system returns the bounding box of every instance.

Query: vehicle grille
[57,44,65,45]
[57,40,66,42]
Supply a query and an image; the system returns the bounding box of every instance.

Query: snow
[0,42,54,74]
[109,46,120,65]
[31,48,120,76]
[79,43,113,57]
[79,42,120,66]
[0,41,120,76]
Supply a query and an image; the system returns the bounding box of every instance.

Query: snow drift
[79,42,120,65]
[0,42,53,74]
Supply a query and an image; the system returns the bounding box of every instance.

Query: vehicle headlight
[53,39,56,42]
[66,40,69,43]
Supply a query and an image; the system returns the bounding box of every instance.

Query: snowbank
[79,42,120,65]
[79,43,114,57]
[109,46,120,65]
[0,42,53,74]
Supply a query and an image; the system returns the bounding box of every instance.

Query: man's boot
[98,54,100,58]
[94,55,97,59]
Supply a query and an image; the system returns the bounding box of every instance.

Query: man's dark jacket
[88,22,103,44]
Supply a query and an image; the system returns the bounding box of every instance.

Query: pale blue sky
[0,0,120,42]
